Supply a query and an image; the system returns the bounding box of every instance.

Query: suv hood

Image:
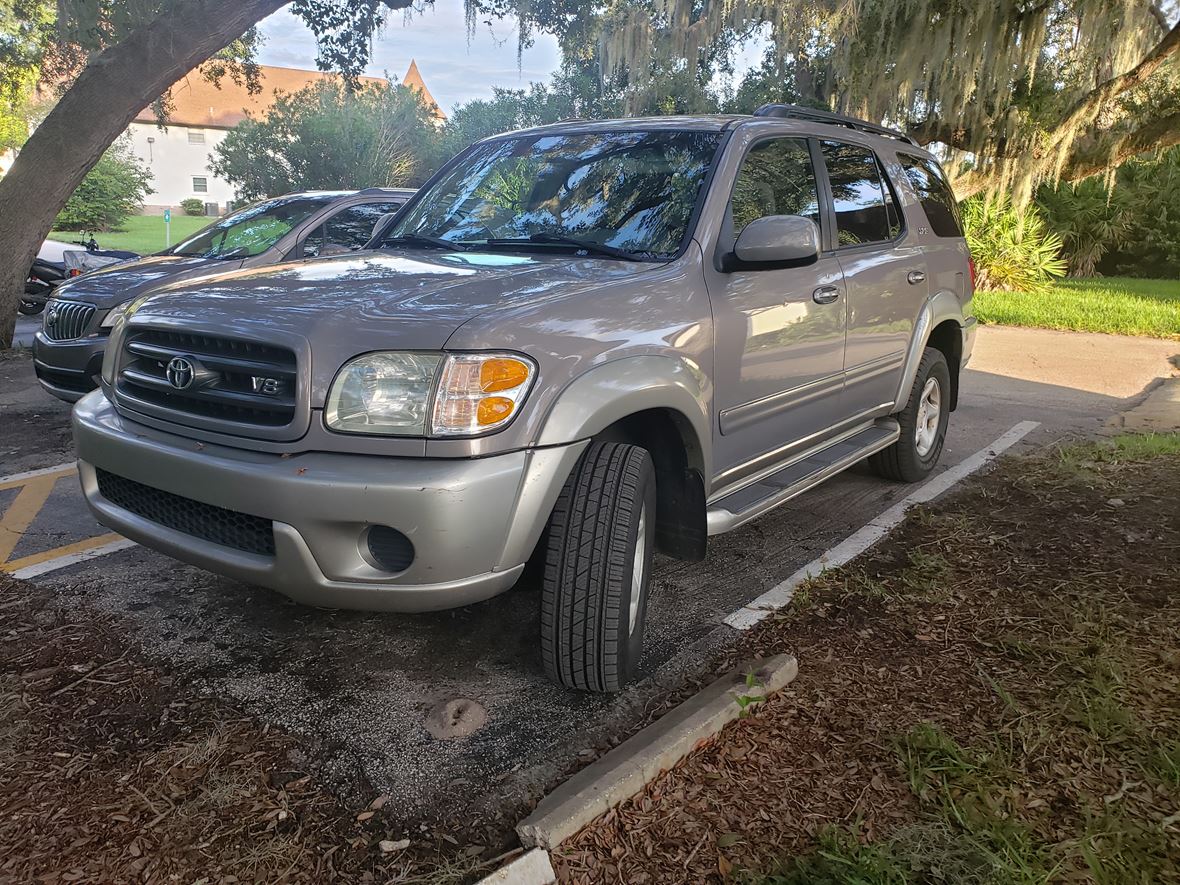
[130,249,655,353]
[54,254,233,309]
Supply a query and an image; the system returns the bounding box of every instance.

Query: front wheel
[540,442,657,692]
[871,347,951,482]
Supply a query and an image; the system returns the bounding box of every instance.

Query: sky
[256,5,562,115]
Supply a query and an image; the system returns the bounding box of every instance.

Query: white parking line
[724,420,1041,631]
[10,538,138,579]
[0,460,77,487]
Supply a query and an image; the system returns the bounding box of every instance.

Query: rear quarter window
[899,155,963,238]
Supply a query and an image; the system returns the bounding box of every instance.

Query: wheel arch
[535,356,711,562]
[892,292,967,412]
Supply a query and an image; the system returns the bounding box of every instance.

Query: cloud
[257,4,561,113]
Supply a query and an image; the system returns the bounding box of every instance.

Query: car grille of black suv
[96,469,276,556]
[43,301,96,340]
[117,329,297,428]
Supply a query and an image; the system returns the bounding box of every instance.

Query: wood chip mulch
[552,444,1180,883]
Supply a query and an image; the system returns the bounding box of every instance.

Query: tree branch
[1054,20,1180,138]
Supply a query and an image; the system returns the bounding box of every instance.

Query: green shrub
[180,198,206,216]
[1036,178,1129,277]
[1101,146,1180,279]
[961,194,1067,291]
[54,137,153,231]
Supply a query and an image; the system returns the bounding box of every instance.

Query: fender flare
[535,354,712,476]
[891,290,967,410]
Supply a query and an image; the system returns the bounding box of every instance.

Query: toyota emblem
[166,356,196,390]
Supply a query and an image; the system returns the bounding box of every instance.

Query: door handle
[812,286,840,304]
[907,270,927,285]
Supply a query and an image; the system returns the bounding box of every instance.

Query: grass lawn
[975,276,1180,339]
[50,214,211,256]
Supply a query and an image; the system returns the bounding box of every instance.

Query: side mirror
[729,215,820,268]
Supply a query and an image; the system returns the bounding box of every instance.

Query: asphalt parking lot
[2,325,1177,835]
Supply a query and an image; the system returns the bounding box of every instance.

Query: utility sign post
[164,208,171,247]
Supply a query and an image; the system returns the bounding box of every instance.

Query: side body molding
[535,355,713,476]
[890,290,966,410]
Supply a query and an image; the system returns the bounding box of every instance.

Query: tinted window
[730,137,820,234]
[169,195,333,259]
[304,202,401,257]
[900,155,963,237]
[821,142,902,246]
[384,130,722,259]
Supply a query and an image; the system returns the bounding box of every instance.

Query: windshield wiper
[383,234,469,252]
[483,234,647,261]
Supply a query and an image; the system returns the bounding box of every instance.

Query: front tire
[540,442,657,692]
[871,347,951,483]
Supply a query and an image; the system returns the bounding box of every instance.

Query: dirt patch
[0,575,510,884]
[553,436,1180,883]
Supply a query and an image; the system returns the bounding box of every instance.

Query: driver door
[704,135,848,487]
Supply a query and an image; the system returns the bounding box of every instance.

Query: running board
[706,419,900,535]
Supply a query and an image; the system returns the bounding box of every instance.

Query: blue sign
[163,209,171,223]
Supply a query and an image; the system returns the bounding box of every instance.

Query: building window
[192,177,208,193]
[187,129,206,145]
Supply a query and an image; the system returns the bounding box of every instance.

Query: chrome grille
[117,329,297,429]
[43,301,96,340]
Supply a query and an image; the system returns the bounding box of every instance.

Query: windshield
[381,130,722,260]
[168,196,334,259]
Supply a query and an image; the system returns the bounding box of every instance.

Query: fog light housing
[364,525,414,573]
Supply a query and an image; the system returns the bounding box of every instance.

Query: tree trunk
[0,0,287,348]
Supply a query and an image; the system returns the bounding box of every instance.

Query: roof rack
[752,104,917,146]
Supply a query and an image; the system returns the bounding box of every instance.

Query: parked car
[74,107,975,691]
[33,188,415,401]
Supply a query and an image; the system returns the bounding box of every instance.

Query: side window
[899,154,963,238]
[303,202,400,258]
[730,137,820,236]
[820,141,902,247]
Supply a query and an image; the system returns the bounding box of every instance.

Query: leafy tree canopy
[211,78,440,201]
[469,0,1180,200]
[54,136,153,230]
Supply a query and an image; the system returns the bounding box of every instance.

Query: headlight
[324,351,535,437]
[100,303,130,328]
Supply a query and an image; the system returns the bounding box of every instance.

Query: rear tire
[871,347,951,483]
[540,442,657,692]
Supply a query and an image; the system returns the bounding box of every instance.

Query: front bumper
[33,330,108,403]
[73,392,585,611]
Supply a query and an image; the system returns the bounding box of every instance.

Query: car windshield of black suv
[380,130,722,261]
[168,196,334,259]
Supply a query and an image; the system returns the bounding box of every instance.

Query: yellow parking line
[0,475,59,563]
[0,465,75,491]
[1,532,124,574]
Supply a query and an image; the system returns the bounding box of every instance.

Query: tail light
[69,268,82,277]
[967,257,977,292]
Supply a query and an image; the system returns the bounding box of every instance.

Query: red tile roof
[135,62,442,129]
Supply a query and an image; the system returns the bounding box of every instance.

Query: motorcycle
[20,234,140,316]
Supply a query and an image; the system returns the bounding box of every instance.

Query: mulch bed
[552,442,1180,883]
[0,576,505,884]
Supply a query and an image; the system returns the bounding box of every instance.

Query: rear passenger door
[897,153,970,304]
[300,201,403,258]
[819,141,928,417]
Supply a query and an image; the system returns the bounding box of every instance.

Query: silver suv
[73,106,976,691]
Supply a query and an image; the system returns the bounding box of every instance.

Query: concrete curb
[1107,369,1180,435]
[516,654,798,850]
[475,848,556,884]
